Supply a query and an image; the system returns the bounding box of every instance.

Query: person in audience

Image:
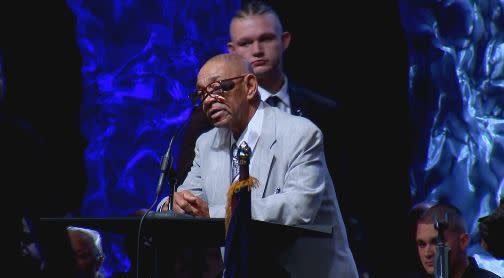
[67,226,105,278]
[411,202,499,278]
[478,197,504,260]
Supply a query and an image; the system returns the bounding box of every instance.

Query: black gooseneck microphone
[153,93,201,211]
[156,126,178,198]
[156,115,191,209]
[136,98,200,278]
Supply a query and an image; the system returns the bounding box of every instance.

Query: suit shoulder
[289,83,339,109]
[194,126,218,145]
[274,108,321,134]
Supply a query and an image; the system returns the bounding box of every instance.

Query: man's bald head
[198,53,253,80]
[197,53,259,137]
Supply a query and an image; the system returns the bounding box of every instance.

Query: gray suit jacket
[178,105,358,277]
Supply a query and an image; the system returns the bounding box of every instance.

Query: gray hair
[66,226,104,257]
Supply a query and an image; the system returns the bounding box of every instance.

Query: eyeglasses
[192,75,246,103]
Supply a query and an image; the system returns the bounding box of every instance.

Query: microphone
[136,98,199,278]
[155,133,176,196]
[155,103,197,202]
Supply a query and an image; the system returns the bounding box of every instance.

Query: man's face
[228,14,288,78]
[197,61,247,131]
[416,223,438,274]
[416,223,465,275]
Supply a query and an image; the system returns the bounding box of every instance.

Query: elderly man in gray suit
[160,53,358,277]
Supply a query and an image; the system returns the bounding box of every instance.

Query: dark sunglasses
[192,75,246,103]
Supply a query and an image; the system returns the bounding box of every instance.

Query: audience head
[67,226,104,278]
[227,1,290,90]
[478,197,504,259]
[407,202,433,273]
[196,53,258,137]
[415,202,469,275]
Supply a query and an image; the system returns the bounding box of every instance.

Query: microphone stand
[434,214,450,278]
[152,108,195,218]
[135,104,197,278]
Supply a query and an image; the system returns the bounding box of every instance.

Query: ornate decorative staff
[223,141,258,278]
[225,141,257,231]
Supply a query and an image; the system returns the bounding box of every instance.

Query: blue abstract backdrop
[400,0,504,274]
[67,0,239,275]
[54,0,504,276]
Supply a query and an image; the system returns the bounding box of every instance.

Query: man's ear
[459,233,470,250]
[227,42,235,53]
[245,74,258,100]
[281,31,291,51]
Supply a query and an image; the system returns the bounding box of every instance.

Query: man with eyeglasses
[171,3,365,271]
[160,52,358,277]
[175,1,343,198]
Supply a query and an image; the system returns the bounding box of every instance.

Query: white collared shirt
[157,103,266,210]
[231,101,265,164]
[258,76,290,113]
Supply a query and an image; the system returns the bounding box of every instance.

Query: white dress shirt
[258,76,290,113]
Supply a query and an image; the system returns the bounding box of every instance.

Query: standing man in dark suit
[225,0,343,189]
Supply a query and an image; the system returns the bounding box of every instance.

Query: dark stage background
[270,1,413,276]
[2,0,502,276]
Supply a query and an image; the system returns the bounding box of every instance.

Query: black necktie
[266,95,281,107]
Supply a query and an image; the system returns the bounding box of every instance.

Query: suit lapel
[288,83,305,117]
[207,128,232,201]
[251,106,277,199]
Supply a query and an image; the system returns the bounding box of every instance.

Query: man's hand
[162,191,209,217]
